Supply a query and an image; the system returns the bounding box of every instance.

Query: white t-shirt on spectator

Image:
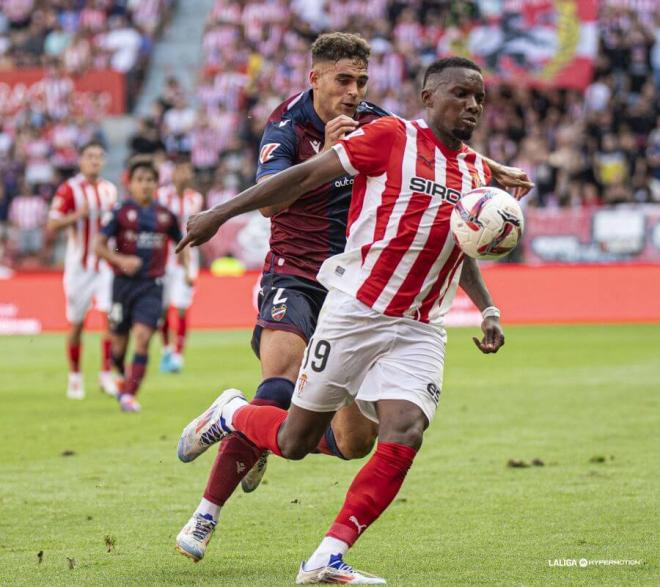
[163,106,196,136]
[102,27,142,73]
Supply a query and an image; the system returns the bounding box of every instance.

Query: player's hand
[472,317,505,354]
[322,115,359,151]
[489,165,534,200]
[176,210,224,253]
[118,255,142,276]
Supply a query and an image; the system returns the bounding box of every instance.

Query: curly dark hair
[422,57,482,88]
[311,32,371,66]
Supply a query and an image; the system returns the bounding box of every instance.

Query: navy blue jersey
[256,90,389,281]
[101,199,182,280]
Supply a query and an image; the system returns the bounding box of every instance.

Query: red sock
[326,442,417,546]
[101,337,112,371]
[124,353,148,396]
[175,312,187,353]
[232,403,288,457]
[68,343,81,372]
[161,314,170,347]
[203,398,281,505]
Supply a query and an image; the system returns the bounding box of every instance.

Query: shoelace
[191,516,215,541]
[200,422,224,446]
[329,557,353,573]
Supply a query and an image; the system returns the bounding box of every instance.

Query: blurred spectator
[129,117,166,156]
[8,182,49,266]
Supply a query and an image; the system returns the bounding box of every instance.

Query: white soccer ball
[450,187,524,260]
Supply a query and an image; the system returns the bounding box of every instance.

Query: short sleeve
[333,116,401,177]
[100,204,120,238]
[255,119,298,180]
[49,182,75,218]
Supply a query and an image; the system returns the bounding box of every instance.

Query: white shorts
[163,265,195,309]
[64,265,113,323]
[291,289,446,424]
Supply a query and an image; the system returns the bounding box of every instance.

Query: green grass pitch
[0,324,658,586]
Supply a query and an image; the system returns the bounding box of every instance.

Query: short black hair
[422,57,482,88]
[79,140,105,155]
[311,32,371,66]
[127,155,158,181]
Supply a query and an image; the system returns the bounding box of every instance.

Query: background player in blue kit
[95,157,187,413]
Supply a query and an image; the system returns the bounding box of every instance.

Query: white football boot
[66,372,85,400]
[241,451,269,493]
[296,554,386,584]
[99,371,118,397]
[175,512,217,562]
[177,389,247,462]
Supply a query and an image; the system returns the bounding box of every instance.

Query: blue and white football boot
[296,554,386,584]
[177,388,247,462]
[175,512,217,562]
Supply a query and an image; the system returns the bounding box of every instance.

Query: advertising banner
[1,264,659,334]
[0,69,126,116]
[523,205,660,264]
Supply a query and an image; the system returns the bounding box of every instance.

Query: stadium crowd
[0,0,172,266]
[1,0,659,268]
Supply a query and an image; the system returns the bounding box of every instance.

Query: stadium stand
[0,0,658,269]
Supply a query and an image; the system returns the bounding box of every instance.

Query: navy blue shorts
[251,272,327,358]
[109,275,164,334]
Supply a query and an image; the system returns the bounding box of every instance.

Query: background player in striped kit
[47,141,119,400]
[177,56,532,584]
[157,156,203,373]
[95,157,187,413]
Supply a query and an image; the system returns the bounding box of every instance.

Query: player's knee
[379,424,425,451]
[278,437,314,460]
[336,429,376,459]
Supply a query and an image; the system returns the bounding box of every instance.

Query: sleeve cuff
[332,144,359,176]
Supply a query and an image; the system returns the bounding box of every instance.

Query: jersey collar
[303,90,327,134]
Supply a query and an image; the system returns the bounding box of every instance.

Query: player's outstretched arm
[176,149,346,253]
[459,256,505,354]
[481,156,534,200]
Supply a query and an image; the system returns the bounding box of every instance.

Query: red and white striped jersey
[157,185,204,273]
[320,116,491,325]
[49,174,118,273]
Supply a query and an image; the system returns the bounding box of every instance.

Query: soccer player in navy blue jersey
[95,156,187,412]
[174,32,532,563]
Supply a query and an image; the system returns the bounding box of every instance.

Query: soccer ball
[450,187,524,260]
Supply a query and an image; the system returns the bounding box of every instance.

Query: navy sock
[252,377,294,410]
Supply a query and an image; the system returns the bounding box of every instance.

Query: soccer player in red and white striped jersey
[156,157,202,373]
[47,141,119,400]
[177,57,533,583]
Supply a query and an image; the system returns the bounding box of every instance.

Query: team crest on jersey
[157,211,170,224]
[271,303,287,321]
[127,209,138,222]
[259,143,280,164]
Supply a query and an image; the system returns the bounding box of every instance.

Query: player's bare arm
[94,234,142,276]
[481,156,534,199]
[177,149,344,253]
[46,199,89,232]
[459,256,505,354]
[257,174,299,218]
